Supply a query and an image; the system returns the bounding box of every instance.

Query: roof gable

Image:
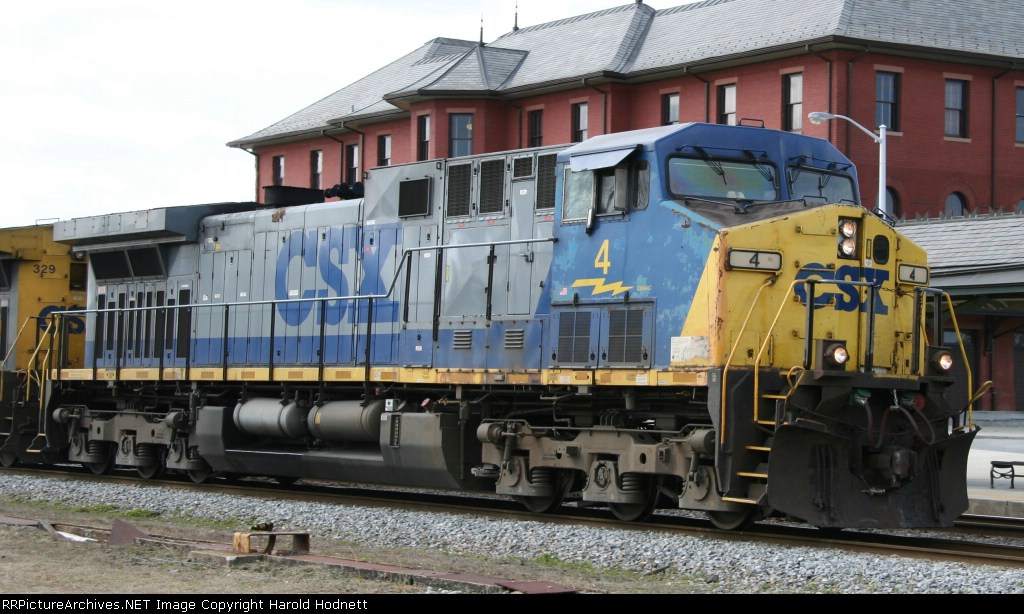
[405,45,529,94]
[490,4,653,88]
[230,0,1024,148]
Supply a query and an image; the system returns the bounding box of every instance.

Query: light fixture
[931,350,954,372]
[838,219,857,238]
[837,218,858,259]
[808,112,888,217]
[824,343,850,368]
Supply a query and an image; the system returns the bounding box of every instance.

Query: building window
[945,79,968,138]
[309,150,322,189]
[272,156,285,186]
[876,72,901,132]
[717,84,736,125]
[377,135,391,167]
[345,144,359,185]
[1017,198,1024,213]
[417,115,430,161]
[945,192,967,217]
[1016,88,1024,144]
[662,93,679,125]
[572,102,589,142]
[528,110,543,147]
[783,74,802,131]
[449,113,473,157]
[885,187,901,219]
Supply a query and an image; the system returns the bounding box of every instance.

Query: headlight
[837,218,858,259]
[838,219,857,238]
[825,343,850,367]
[931,350,954,372]
[839,238,857,257]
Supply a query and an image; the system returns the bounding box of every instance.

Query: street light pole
[808,111,888,217]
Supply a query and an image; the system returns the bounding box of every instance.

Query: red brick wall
[249,49,1024,216]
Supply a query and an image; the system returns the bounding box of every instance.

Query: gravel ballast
[1,473,1021,594]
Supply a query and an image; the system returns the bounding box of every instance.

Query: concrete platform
[966,412,1024,518]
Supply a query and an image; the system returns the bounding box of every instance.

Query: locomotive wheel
[514,493,563,514]
[707,509,756,531]
[0,450,17,468]
[186,465,212,484]
[513,469,574,514]
[608,477,661,522]
[137,460,165,480]
[86,445,116,475]
[136,444,166,479]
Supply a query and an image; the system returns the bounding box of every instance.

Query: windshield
[788,166,857,204]
[667,157,778,201]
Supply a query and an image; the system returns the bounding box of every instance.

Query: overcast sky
[0,0,677,228]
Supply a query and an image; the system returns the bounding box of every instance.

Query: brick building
[228,0,1024,409]
[228,0,1024,218]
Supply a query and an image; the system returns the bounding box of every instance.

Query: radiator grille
[536,154,556,210]
[513,157,533,178]
[607,308,644,364]
[479,159,505,214]
[556,312,591,364]
[446,164,472,217]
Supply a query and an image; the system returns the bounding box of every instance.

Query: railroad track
[5,465,1024,570]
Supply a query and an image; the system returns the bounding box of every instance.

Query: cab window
[667,157,778,201]
[562,161,648,222]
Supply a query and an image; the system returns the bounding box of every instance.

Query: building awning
[569,146,637,172]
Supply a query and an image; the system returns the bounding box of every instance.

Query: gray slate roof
[230,0,1024,148]
[228,38,478,146]
[899,213,1024,279]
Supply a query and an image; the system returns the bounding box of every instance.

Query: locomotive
[0,121,988,530]
[0,224,87,458]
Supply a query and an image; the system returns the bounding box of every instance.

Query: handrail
[23,317,57,448]
[721,277,982,448]
[719,278,776,444]
[0,317,36,403]
[721,276,884,446]
[912,286,980,427]
[57,236,558,320]
[940,291,976,427]
[751,280,810,427]
[0,318,33,370]
[26,318,54,403]
[50,236,558,379]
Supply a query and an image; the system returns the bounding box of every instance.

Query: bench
[990,461,1024,489]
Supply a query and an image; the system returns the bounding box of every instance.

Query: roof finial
[479,13,484,46]
[514,0,519,32]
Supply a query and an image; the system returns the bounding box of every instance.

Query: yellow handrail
[725,279,982,448]
[25,315,61,443]
[915,290,983,429]
[940,292,977,428]
[750,279,811,427]
[719,277,778,444]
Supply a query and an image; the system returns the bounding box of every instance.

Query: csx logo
[274,227,398,326]
[38,305,86,334]
[794,264,889,314]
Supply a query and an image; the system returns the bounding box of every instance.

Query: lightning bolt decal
[572,278,634,296]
